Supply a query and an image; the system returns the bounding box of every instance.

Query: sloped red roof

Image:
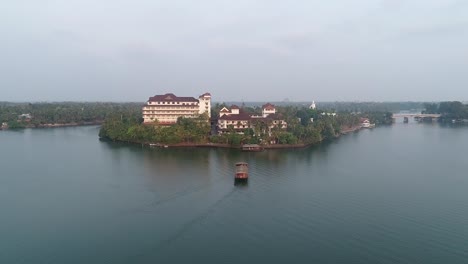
[199,92,211,97]
[262,103,275,110]
[231,105,240,109]
[148,93,198,102]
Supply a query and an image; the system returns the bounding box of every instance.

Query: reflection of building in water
[142,92,211,124]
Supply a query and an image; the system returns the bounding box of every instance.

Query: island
[98,92,395,149]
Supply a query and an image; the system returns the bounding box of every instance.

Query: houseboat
[235,162,249,181]
[241,144,264,152]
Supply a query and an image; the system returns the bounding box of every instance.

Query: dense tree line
[99,105,369,147]
[362,112,394,125]
[423,101,468,121]
[99,114,211,144]
[1,101,392,146]
[0,102,142,128]
[223,101,426,113]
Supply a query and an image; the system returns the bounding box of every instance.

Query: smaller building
[18,114,32,122]
[217,103,287,135]
[360,118,371,128]
[218,106,252,133]
[262,103,276,117]
[309,101,316,110]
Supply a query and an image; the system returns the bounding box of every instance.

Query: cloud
[1,0,468,101]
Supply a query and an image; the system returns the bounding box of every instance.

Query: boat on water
[241,144,264,152]
[235,162,249,180]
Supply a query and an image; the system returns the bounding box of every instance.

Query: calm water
[1,124,468,263]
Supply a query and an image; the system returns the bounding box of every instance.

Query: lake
[1,123,468,263]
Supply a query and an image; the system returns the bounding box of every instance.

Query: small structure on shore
[242,144,264,152]
[360,118,375,128]
[235,162,249,184]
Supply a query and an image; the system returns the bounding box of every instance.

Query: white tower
[310,101,316,110]
[198,92,211,117]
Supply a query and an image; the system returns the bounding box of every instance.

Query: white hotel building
[142,93,211,124]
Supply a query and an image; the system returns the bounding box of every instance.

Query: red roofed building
[262,103,276,117]
[142,92,211,124]
[217,104,287,134]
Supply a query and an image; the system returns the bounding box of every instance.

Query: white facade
[217,104,287,135]
[198,93,211,117]
[310,101,316,110]
[142,93,210,124]
[231,108,240,115]
[262,103,276,117]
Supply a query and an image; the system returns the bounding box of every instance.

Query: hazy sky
[1,0,468,102]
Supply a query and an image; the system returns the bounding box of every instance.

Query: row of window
[144,110,198,114]
[148,101,198,105]
[221,121,249,124]
[145,115,196,120]
[144,114,197,116]
[143,107,198,110]
[143,115,196,119]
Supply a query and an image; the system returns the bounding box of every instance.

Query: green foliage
[316,102,425,113]
[96,103,387,147]
[0,102,142,127]
[422,101,468,121]
[7,120,26,129]
[423,103,439,114]
[209,135,228,144]
[277,132,298,144]
[227,133,242,146]
[438,101,468,120]
[99,115,211,144]
[364,112,393,125]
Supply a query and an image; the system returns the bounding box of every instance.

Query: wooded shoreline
[1,121,103,130]
[102,125,363,150]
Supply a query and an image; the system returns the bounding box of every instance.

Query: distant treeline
[423,101,468,121]
[0,102,142,128]
[221,101,426,113]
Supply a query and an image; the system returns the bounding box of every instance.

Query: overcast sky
[1,0,468,102]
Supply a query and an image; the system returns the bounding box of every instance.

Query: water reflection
[3,125,468,263]
[234,178,249,187]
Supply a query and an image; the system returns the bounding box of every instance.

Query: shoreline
[102,125,364,150]
[1,121,103,130]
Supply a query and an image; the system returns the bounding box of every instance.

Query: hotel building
[142,92,211,124]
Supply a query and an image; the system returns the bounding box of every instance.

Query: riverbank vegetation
[99,113,211,144]
[423,101,468,122]
[98,104,391,147]
[0,102,141,129]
